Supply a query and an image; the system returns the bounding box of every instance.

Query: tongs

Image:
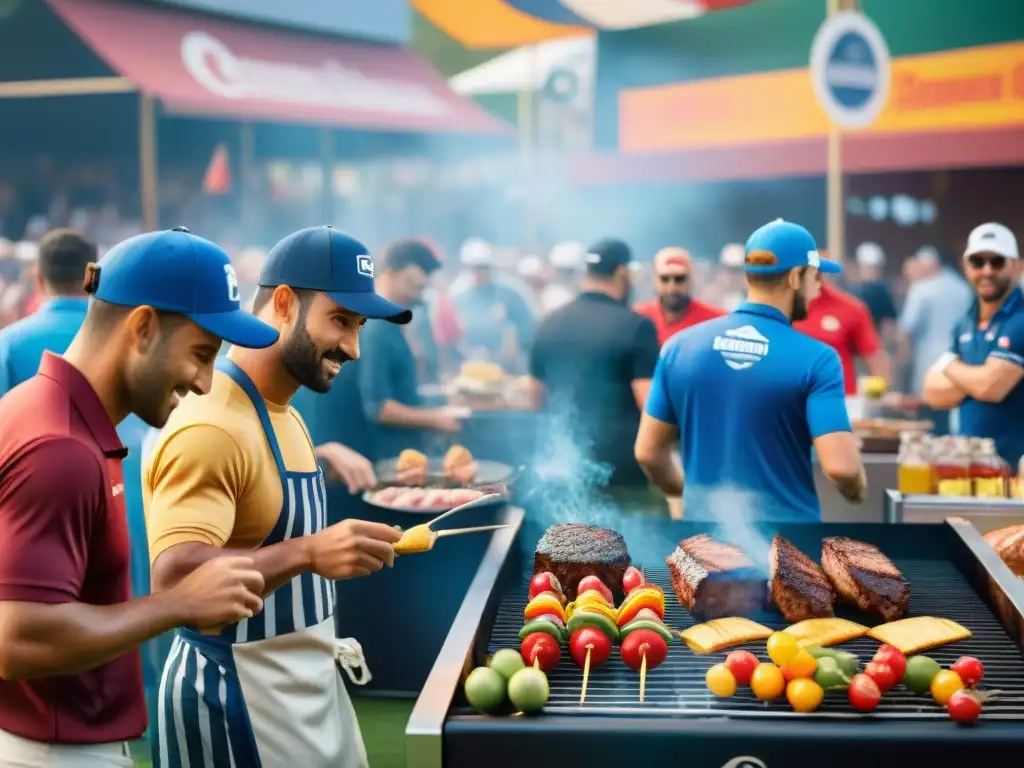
[393,493,510,555]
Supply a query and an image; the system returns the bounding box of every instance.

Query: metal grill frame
[406,518,1024,768]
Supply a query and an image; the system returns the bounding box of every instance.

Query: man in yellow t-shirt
[144,226,409,768]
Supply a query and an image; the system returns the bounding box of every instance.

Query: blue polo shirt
[951,288,1024,467]
[645,302,852,522]
[0,297,89,394]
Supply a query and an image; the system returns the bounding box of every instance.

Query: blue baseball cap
[89,228,279,348]
[259,226,412,324]
[743,219,842,275]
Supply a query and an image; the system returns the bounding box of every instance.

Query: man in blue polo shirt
[635,219,866,521]
[924,223,1024,468]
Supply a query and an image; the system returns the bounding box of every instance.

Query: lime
[507,667,549,714]
[902,655,941,694]
[489,648,526,680]
[464,667,507,713]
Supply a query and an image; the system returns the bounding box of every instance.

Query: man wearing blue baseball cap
[635,219,866,522]
[0,227,271,765]
[144,226,406,768]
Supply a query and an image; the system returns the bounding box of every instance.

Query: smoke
[684,482,774,574]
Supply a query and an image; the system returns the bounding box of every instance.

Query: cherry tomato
[848,673,882,713]
[569,627,612,668]
[529,572,562,600]
[521,632,561,671]
[786,678,824,713]
[620,629,668,671]
[750,663,786,701]
[947,689,982,724]
[576,576,613,604]
[706,664,737,697]
[725,650,759,686]
[931,670,964,705]
[622,567,645,595]
[951,656,984,688]
[873,645,907,682]
[781,649,818,681]
[864,661,898,693]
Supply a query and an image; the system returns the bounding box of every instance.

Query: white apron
[154,360,371,768]
[0,730,132,768]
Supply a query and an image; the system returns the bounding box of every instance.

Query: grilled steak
[769,535,835,621]
[666,534,766,620]
[821,537,910,621]
[534,524,631,600]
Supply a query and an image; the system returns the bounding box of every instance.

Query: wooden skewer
[436,524,517,538]
[533,657,540,670]
[423,493,504,528]
[579,645,592,705]
[640,648,648,703]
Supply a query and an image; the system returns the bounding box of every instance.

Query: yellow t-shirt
[143,369,318,564]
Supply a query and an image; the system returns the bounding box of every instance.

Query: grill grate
[485,561,1024,719]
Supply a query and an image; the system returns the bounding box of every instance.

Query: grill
[407,518,1024,768]
[485,562,1024,719]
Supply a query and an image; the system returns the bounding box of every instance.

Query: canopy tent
[448,37,593,96]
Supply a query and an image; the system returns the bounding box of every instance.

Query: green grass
[131,698,413,767]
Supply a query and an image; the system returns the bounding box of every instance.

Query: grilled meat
[665,535,766,620]
[769,535,835,621]
[821,537,910,621]
[534,524,631,600]
[984,524,1024,576]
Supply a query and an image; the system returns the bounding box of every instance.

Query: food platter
[362,486,507,514]
[374,457,513,487]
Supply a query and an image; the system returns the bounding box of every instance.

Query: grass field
[131,698,415,768]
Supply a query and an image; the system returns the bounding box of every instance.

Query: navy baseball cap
[584,237,636,277]
[89,228,278,348]
[259,226,412,324]
[743,219,841,275]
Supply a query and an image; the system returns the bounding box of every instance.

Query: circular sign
[810,11,891,129]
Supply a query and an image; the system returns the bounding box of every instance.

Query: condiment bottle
[972,438,1010,498]
[897,433,933,495]
[934,437,973,497]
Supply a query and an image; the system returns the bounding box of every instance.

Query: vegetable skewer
[567,578,617,704]
[616,568,672,702]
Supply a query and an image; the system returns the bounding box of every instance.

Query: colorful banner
[620,41,1024,153]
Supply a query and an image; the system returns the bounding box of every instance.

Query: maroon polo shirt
[0,352,145,744]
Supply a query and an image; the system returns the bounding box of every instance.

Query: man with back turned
[635,219,866,521]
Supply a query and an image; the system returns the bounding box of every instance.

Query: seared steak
[821,537,910,621]
[666,534,767,620]
[769,535,835,621]
[534,524,631,600]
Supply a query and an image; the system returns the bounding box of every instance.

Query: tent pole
[139,94,159,231]
[320,127,334,225]
[240,122,254,233]
[825,0,860,265]
[518,45,538,250]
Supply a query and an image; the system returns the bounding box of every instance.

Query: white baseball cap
[855,242,885,267]
[719,243,745,268]
[517,254,544,278]
[965,223,1019,260]
[548,241,585,270]
[460,237,493,267]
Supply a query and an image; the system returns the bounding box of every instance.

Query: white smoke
[684,482,773,574]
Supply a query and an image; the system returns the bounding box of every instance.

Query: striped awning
[414,0,754,48]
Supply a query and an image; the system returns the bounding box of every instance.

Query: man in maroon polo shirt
[0,228,276,766]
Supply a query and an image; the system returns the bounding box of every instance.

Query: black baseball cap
[259,226,412,324]
[584,237,635,277]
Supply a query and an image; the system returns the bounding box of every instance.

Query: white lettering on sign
[180,31,449,116]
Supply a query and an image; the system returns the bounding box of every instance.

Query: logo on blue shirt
[712,325,771,370]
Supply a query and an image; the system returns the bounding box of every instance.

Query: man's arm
[923,325,967,409]
[807,351,866,503]
[629,318,660,411]
[852,303,892,383]
[635,350,684,497]
[943,318,1024,402]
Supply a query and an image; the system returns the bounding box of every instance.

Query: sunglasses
[658,274,689,285]
[967,254,1007,271]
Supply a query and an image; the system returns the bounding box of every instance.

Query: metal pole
[240,122,253,233]
[139,94,159,231]
[518,45,538,249]
[825,0,860,265]
[320,127,334,225]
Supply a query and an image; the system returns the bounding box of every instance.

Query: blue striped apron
[154,360,370,768]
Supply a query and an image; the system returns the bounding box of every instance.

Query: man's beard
[973,276,1014,304]
[791,291,809,322]
[660,294,690,313]
[126,344,180,428]
[283,322,348,393]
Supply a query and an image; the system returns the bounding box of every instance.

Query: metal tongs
[393,493,512,555]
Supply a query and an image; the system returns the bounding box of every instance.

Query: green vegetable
[567,609,619,641]
[507,667,549,714]
[812,656,850,690]
[518,617,565,643]
[806,646,858,678]
[489,648,526,680]
[464,667,506,713]
[619,618,673,644]
[902,655,942,694]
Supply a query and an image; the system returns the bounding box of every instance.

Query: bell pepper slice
[567,599,618,623]
[518,616,565,643]
[524,594,567,623]
[574,589,612,609]
[619,618,673,645]
[617,588,665,626]
[567,607,619,642]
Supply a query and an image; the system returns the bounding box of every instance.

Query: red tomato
[576,576,613,604]
[724,650,759,686]
[865,661,897,693]
[622,567,645,595]
[951,656,984,688]
[620,629,668,671]
[569,627,612,668]
[947,689,982,724]
[521,633,561,671]
[529,572,562,600]
[849,673,882,713]
[873,645,906,682]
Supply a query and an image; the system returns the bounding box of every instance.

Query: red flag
[203,143,231,194]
